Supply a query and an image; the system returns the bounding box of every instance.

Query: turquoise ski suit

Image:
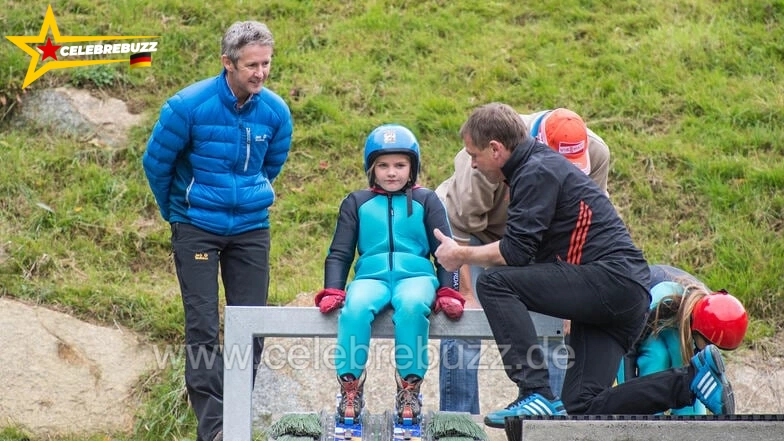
[324,186,457,380]
[618,264,707,415]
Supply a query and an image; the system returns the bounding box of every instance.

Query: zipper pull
[388,194,394,217]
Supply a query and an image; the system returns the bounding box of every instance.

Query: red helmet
[691,290,748,350]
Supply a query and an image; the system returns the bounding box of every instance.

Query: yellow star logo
[5,4,158,88]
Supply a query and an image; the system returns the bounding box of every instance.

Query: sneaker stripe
[696,373,712,390]
[535,401,551,415]
[700,377,718,398]
[523,403,541,415]
[523,400,552,415]
[697,373,717,394]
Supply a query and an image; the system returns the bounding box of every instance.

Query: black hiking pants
[171,222,269,441]
[477,260,653,414]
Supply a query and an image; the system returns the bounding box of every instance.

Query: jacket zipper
[185,177,194,209]
[244,126,251,171]
[387,194,394,270]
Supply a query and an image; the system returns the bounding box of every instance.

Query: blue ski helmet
[364,124,420,186]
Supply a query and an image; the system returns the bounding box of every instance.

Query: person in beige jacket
[436,108,611,414]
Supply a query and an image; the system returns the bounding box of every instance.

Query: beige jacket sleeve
[435,149,508,245]
[586,128,611,196]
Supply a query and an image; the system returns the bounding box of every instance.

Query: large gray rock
[0,298,155,437]
[15,87,143,148]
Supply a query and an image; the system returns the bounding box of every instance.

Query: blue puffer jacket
[143,70,293,235]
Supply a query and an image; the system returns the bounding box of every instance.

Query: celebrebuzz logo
[5,4,159,88]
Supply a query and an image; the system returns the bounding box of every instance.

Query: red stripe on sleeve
[567,201,592,264]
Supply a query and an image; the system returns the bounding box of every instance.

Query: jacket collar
[217,69,259,112]
[369,184,421,195]
[370,184,421,217]
[501,137,537,181]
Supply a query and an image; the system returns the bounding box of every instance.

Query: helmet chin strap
[405,187,413,217]
[367,179,414,217]
[691,330,709,351]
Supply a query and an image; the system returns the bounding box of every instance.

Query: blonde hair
[676,283,710,361]
[647,277,710,362]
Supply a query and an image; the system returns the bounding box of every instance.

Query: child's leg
[335,279,390,421]
[390,276,438,379]
[336,279,391,378]
[389,275,436,422]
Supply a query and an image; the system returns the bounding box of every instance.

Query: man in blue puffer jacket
[142,21,292,441]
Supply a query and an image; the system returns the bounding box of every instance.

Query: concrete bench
[504,415,784,441]
[223,306,562,441]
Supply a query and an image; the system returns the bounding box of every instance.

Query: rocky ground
[0,298,153,437]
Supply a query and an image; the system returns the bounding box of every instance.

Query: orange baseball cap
[536,108,590,175]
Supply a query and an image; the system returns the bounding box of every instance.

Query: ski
[383,409,431,441]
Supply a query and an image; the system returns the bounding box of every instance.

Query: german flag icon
[129,52,152,69]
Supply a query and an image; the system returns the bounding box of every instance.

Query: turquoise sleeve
[649,328,708,415]
[660,328,685,368]
[637,335,671,376]
[660,328,708,414]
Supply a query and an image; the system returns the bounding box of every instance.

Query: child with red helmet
[618,264,749,414]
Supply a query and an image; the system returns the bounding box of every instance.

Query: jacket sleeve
[424,190,460,290]
[636,334,672,376]
[436,149,504,243]
[262,100,293,184]
[142,96,190,221]
[324,193,358,290]
[586,128,611,196]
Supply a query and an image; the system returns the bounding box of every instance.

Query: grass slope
[1,1,783,439]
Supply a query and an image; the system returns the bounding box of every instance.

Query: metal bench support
[223,306,562,441]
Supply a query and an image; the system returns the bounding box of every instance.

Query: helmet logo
[383,129,397,144]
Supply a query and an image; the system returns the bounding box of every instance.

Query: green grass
[2,0,783,439]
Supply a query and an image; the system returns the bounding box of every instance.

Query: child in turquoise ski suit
[314,124,464,424]
[618,264,749,415]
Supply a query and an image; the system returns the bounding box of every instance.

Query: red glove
[434,287,465,320]
[314,288,346,314]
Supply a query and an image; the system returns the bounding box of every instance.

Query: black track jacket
[499,137,650,290]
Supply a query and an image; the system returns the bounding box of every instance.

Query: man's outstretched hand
[433,228,462,272]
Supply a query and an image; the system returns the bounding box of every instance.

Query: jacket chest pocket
[241,126,271,172]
